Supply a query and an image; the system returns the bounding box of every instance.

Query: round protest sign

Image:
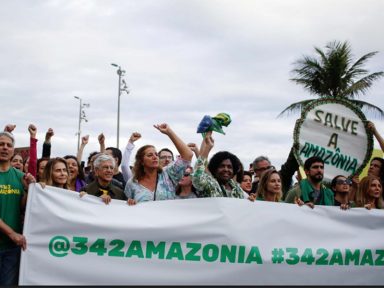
[293,98,373,182]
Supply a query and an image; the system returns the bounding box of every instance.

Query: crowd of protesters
[1,120,384,285]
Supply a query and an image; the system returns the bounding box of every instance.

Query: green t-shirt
[0,166,24,250]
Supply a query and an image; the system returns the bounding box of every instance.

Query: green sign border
[293,98,374,178]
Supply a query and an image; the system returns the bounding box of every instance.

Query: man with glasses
[158,148,174,168]
[250,148,298,200]
[82,154,127,204]
[285,156,334,207]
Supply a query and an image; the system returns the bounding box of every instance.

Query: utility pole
[74,96,90,151]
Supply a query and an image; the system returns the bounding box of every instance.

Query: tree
[279,41,384,117]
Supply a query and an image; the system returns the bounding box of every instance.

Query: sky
[1,0,384,170]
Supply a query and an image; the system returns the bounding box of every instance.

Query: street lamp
[111,63,129,148]
[74,96,90,151]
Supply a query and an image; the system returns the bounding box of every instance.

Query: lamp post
[74,96,90,151]
[111,63,129,148]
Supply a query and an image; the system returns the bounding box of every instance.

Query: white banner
[20,184,384,285]
[294,99,373,182]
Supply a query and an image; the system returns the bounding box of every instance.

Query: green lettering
[220,245,237,263]
[375,250,384,266]
[125,240,144,258]
[351,121,358,135]
[245,246,263,264]
[166,242,184,260]
[314,110,324,123]
[327,133,338,149]
[238,246,246,263]
[329,249,344,265]
[202,244,219,262]
[360,250,374,266]
[146,241,165,259]
[345,249,360,265]
[185,243,201,261]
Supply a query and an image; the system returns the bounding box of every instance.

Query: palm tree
[279,40,384,117]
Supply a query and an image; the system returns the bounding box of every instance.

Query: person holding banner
[82,154,126,204]
[41,157,70,190]
[355,175,383,210]
[192,131,244,198]
[255,169,283,202]
[285,156,334,208]
[125,123,193,204]
[0,131,35,286]
[330,175,355,210]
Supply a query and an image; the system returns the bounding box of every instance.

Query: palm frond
[277,100,313,118]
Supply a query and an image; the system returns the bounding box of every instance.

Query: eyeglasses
[183,172,191,177]
[336,179,352,185]
[255,165,275,172]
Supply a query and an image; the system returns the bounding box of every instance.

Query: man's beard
[309,173,323,183]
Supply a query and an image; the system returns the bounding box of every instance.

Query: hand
[366,121,376,133]
[248,193,256,202]
[28,124,37,138]
[81,135,89,145]
[100,194,111,205]
[364,203,373,210]
[23,173,36,188]
[127,198,137,206]
[129,132,141,143]
[98,133,105,145]
[203,131,214,150]
[153,123,171,135]
[305,202,315,209]
[187,143,199,156]
[38,182,46,189]
[4,124,16,133]
[9,232,27,250]
[352,175,360,186]
[45,128,54,142]
[340,203,350,210]
[79,191,87,198]
[294,196,305,207]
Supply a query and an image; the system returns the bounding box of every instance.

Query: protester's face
[306,162,324,183]
[215,159,234,184]
[11,154,24,170]
[142,147,159,169]
[38,159,48,181]
[52,162,68,188]
[368,179,382,199]
[66,158,79,180]
[95,160,114,183]
[179,167,193,186]
[159,151,173,167]
[241,175,252,193]
[368,160,382,177]
[254,160,272,177]
[267,172,282,194]
[0,135,14,162]
[23,157,29,173]
[334,177,351,193]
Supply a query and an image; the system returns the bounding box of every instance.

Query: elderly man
[0,130,35,286]
[82,154,127,204]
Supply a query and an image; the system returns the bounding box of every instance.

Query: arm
[367,121,384,152]
[28,124,38,177]
[3,124,16,133]
[0,219,26,250]
[98,133,106,153]
[42,128,54,158]
[187,143,200,159]
[77,135,89,163]
[154,123,193,161]
[280,146,299,200]
[121,132,141,182]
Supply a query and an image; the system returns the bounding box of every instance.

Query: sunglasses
[336,179,352,185]
[255,165,275,172]
[183,172,191,177]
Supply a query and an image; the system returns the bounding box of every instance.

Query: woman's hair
[207,151,240,178]
[355,175,383,209]
[37,157,50,182]
[256,169,282,202]
[371,157,384,184]
[42,157,69,189]
[63,155,85,181]
[330,175,347,192]
[132,145,162,181]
